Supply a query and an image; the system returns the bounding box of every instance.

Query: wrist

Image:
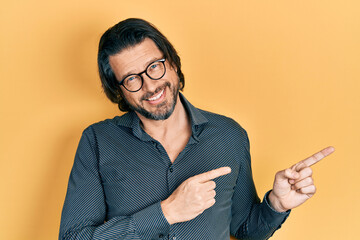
[161,199,176,225]
[268,191,289,213]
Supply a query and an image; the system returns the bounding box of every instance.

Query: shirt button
[169,166,173,173]
[159,234,164,238]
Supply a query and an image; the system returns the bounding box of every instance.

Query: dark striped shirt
[59,94,289,240]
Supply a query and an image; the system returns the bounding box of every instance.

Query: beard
[123,80,180,121]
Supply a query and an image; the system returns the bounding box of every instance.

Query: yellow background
[1,1,359,239]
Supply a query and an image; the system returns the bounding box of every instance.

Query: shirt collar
[114,93,208,142]
[179,93,208,141]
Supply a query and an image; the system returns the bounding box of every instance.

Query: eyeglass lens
[123,59,165,92]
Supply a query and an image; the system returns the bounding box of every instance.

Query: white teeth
[147,89,164,101]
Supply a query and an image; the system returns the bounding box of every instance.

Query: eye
[124,75,139,85]
[151,62,162,70]
[127,76,135,81]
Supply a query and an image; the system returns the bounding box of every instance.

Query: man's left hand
[268,146,335,212]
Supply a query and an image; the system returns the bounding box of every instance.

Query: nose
[140,73,158,93]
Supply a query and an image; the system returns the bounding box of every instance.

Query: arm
[59,127,170,240]
[230,132,290,240]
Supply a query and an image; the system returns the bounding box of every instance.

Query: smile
[146,89,165,101]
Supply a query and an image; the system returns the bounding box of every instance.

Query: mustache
[141,82,170,100]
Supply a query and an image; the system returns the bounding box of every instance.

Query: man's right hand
[160,166,231,225]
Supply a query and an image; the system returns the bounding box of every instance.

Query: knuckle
[185,179,194,187]
[195,194,202,201]
[276,170,285,178]
[205,172,212,179]
[190,178,198,184]
[307,177,314,185]
[306,167,313,176]
[194,190,202,197]
[207,198,216,208]
[300,167,311,178]
[197,199,204,207]
[187,175,195,182]
[198,209,205,215]
[183,182,192,191]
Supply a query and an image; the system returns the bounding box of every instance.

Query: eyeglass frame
[118,58,167,92]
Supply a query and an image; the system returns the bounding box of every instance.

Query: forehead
[109,38,163,79]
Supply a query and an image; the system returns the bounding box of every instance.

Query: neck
[136,95,190,140]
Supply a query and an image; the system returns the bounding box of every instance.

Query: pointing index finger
[295,146,335,171]
[195,167,232,182]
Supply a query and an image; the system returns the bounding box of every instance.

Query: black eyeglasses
[118,58,166,92]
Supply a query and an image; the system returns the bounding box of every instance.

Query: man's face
[109,38,180,120]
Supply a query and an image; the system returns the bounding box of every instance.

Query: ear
[117,87,125,99]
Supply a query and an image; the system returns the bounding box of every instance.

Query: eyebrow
[120,56,162,80]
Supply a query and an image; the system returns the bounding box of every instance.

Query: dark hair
[97,18,185,112]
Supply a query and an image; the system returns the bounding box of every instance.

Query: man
[59,18,334,240]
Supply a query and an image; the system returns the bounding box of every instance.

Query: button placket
[169,233,177,240]
[168,163,178,193]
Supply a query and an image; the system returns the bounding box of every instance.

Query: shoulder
[81,113,131,137]
[199,108,246,131]
[198,108,249,140]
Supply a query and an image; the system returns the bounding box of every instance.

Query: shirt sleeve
[59,126,170,240]
[230,131,290,240]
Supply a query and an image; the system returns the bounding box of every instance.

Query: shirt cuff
[261,190,291,227]
[133,201,170,239]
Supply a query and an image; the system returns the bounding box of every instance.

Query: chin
[140,100,177,120]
